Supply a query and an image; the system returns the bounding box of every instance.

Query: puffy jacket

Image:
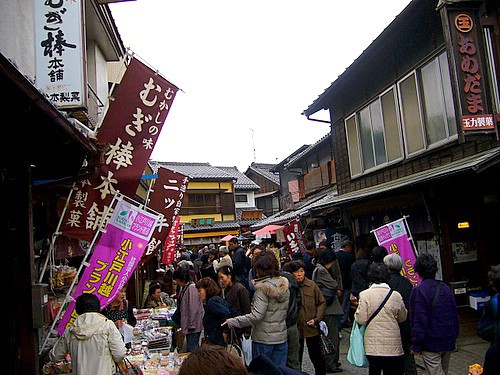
[355,284,407,356]
[227,275,290,344]
[49,312,126,375]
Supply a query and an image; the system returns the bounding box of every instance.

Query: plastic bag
[241,335,253,366]
[347,321,369,367]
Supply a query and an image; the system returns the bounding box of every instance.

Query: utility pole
[249,128,256,162]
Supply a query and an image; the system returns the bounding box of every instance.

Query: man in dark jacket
[335,239,355,330]
[229,237,248,288]
[281,265,302,371]
[410,254,459,375]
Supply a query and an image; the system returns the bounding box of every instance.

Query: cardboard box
[469,292,491,310]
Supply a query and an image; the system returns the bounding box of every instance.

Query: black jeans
[299,335,326,375]
[366,355,404,375]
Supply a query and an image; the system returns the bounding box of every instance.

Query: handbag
[171,307,181,326]
[225,328,245,365]
[241,334,253,366]
[114,358,143,375]
[478,294,498,342]
[317,326,335,356]
[347,289,394,368]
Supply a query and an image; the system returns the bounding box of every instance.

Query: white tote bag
[241,335,253,366]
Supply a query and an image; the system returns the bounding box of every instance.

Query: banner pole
[402,214,419,257]
[38,192,120,355]
[38,181,77,283]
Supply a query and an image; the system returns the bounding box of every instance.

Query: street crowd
[48,237,500,375]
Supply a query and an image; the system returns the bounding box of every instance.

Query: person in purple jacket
[409,254,459,375]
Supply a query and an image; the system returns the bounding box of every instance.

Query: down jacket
[355,283,407,356]
[49,312,126,375]
[226,275,290,345]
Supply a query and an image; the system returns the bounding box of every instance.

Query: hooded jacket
[227,275,290,344]
[49,312,127,375]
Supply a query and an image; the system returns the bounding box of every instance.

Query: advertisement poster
[57,199,159,334]
[373,217,421,286]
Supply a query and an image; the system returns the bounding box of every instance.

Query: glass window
[381,89,402,162]
[345,115,362,176]
[399,74,425,155]
[235,194,248,203]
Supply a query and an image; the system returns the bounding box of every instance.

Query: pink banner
[162,216,181,265]
[57,200,158,334]
[373,218,421,286]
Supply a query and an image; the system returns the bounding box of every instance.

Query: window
[181,194,219,215]
[345,87,403,176]
[345,51,456,177]
[235,194,248,203]
[399,51,457,156]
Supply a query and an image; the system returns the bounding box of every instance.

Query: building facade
[302,0,499,296]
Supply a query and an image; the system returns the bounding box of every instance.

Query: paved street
[300,326,490,375]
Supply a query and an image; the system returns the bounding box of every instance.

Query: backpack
[478,294,499,343]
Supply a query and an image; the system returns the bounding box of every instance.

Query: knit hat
[219,245,229,254]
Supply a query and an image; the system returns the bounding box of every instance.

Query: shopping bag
[318,332,335,356]
[226,328,245,365]
[241,334,253,366]
[347,321,369,367]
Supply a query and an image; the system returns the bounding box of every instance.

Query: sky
[109,0,413,172]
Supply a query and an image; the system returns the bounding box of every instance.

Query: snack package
[469,363,483,375]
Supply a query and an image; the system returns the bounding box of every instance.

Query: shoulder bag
[225,328,245,365]
[347,289,394,367]
[114,358,143,375]
[312,267,336,305]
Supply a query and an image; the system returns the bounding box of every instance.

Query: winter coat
[222,281,252,335]
[387,271,414,349]
[179,282,204,334]
[203,296,237,346]
[297,277,327,339]
[49,312,126,375]
[410,278,459,353]
[312,263,343,316]
[216,254,233,271]
[226,275,290,345]
[231,245,248,278]
[355,283,407,356]
[281,271,302,328]
[350,258,371,297]
[335,249,355,290]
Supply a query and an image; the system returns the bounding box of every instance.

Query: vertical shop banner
[162,216,181,265]
[373,218,421,286]
[283,220,307,254]
[59,57,179,242]
[57,200,159,334]
[141,167,189,264]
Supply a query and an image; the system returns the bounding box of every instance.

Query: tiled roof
[183,220,240,233]
[235,207,266,226]
[284,132,331,168]
[217,166,260,191]
[152,161,234,181]
[250,185,337,229]
[246,162,280,185]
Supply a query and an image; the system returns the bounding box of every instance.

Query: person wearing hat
[216,246,233,272]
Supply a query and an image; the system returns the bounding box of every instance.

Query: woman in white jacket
[50,293,127,375]
[354,262,407,375]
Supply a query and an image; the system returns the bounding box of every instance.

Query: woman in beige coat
[354,261,407,375]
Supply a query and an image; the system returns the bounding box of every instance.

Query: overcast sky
[109,0,412,172]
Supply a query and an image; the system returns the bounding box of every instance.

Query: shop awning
[312,147,500,211]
